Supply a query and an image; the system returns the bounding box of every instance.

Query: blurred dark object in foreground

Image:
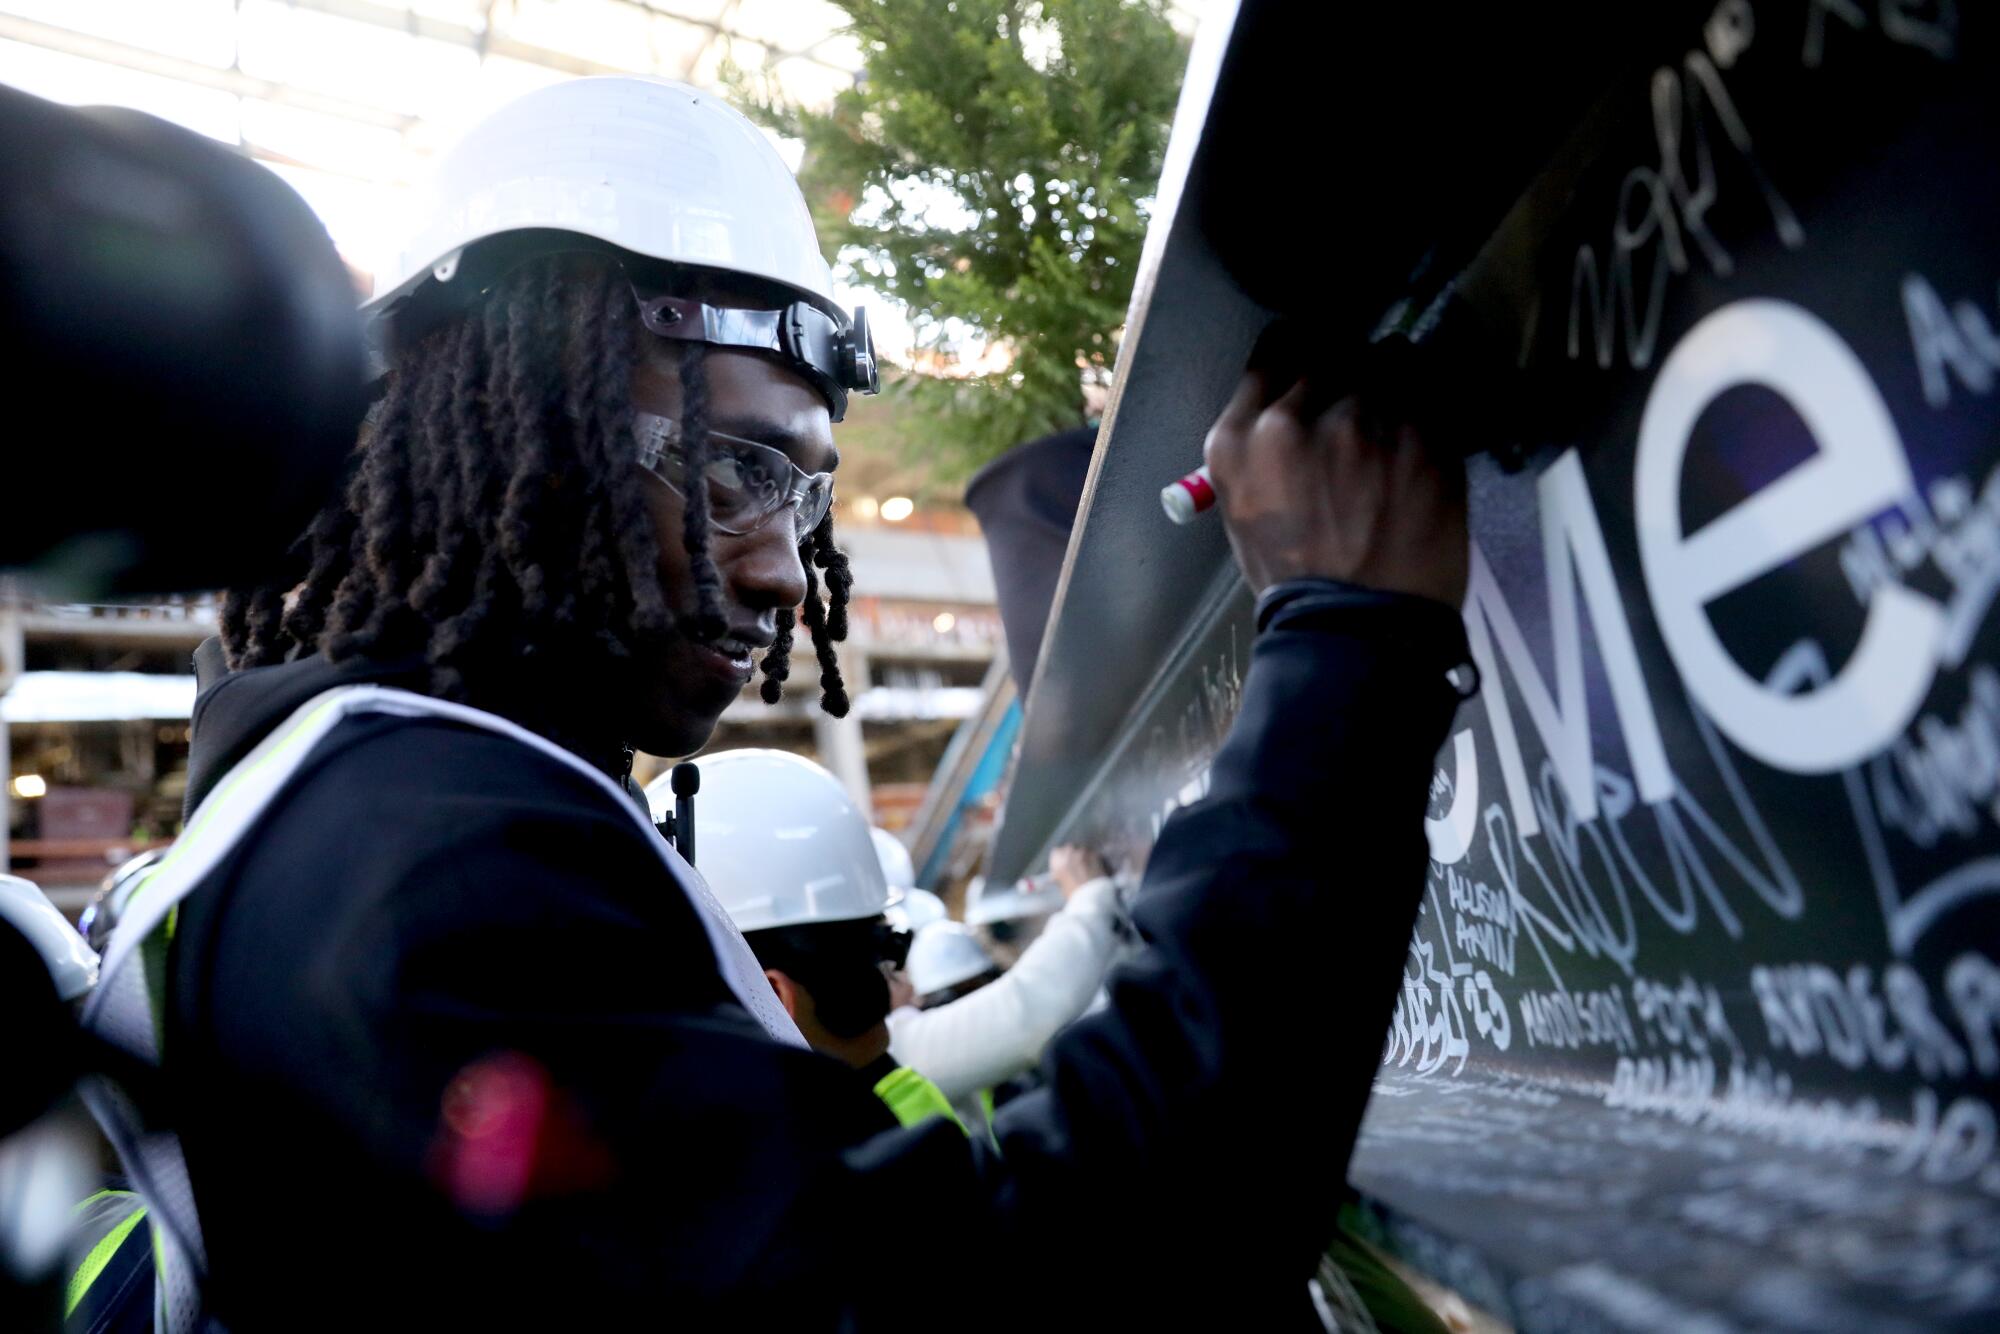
[964,425,1096,693]
[0,919,73,1138]
[0,83,366,596]
[0,85,365,1323]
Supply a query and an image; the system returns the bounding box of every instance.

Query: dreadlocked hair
[220,253,672,702]
[791,512,852,717]
[223,249,854,722]
[757,606,796,704]
[757,509,852,715]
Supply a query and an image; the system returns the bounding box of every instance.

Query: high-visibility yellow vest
[871,1064,967,1133]
[65,1188,153,1331]
[1320,1201,1453,1334]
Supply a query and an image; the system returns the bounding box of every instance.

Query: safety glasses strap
[635,291,878,420]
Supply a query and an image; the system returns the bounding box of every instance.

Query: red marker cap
[1160,465,1215,525]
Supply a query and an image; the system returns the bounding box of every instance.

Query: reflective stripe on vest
[872,1065,967,1134]
[78,684,809,1332]
[971,1086,1000,1152]
[66,1191,150,1320]
[1322,1202,1453,1334]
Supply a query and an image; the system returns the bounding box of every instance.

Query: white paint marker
[1160,465,1215,524]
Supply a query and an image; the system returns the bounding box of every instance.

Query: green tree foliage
[736,0,1188,479]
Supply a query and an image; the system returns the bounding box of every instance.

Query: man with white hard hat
[884,885,947,934]
[80,73,888,1330]
[889,846,1123,1108]
[904,920,1000,1004]
[653,750,966,1131]
[684,757,1114,1138]
[74,72,1478,1333]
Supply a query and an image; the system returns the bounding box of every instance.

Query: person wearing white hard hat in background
[904,921,1000,1006]
[884,885,947,934]
[671,750,1116,1139]
[889,846,1123,1123]
[68,71,1479,1331]
[881,882,947,1009]
[654,750,969,1133]
[896,920,1004,1130]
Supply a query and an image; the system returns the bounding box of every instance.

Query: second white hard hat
[650,749,891,934]
[906,921,997,997]
[885,887,947,935]
[871,827,916,892]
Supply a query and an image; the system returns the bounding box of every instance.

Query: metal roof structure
[0,0,1208,296]
[0,0,872,279]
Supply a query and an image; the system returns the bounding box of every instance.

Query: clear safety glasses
[633,409,835,541]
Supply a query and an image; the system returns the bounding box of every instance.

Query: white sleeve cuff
[1063,876,1119,919]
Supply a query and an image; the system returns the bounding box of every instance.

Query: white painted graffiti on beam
[1464,968,1512,1052]
[1385,896,1516,1075]
[1445,296,1967,973]
[1688,1158,2000,1316]
[1870,667,2000,850]
[1441,861,1518,976]
[1703,0,1754,69]
[1606,1055,1891,1155]
[1747,957,1989,1079]
[1637,300,1943,775]
[1744,950,2000,1082]
[1765,640,2000,956]
[1519,985,1639,1055]
[1569,38,1801,371]
[1607,1050,2000,1198]
[1139,627,1242,843]
[1441,725,1801,999]
[1631,972,1745,1058]
[1461,442,1674,843]
[1384,909,1473,1076]
[1803,0,1960,69]
[1384,956,1463,1077]
[1903,272,2000,409]
[1948,952,2000,1077]
[1839,461,2000,672]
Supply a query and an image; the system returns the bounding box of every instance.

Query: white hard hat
[365,75,876,415]
[651,749,890,934]
[0,875,98,1002]
[906,921,997,998]
[885,887,947,935]
[871,827,916,892]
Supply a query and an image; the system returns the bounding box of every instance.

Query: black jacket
[165,586,1470,1329]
